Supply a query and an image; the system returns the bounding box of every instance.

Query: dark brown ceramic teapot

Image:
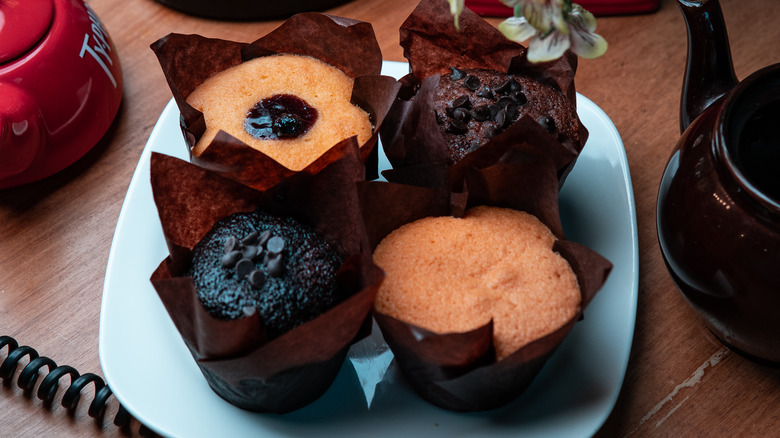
[657,0,780,364]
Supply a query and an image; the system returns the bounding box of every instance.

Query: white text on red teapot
[79,6,118,88]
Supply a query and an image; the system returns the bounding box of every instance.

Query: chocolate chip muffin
[189,210,345,339]
[433,67,581,164]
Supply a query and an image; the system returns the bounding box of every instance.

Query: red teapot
[0,0,122,188]
[657,0,780,363]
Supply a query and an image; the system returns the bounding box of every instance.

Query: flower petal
[568,6,608,58]
[498,16,538,43]
[570,3,598,32]
[569,29,608,59]
[448,0,465,30]
[522,0,567,35]
[527,31,571,63]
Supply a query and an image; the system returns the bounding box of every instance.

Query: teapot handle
[678,0,738,133]
[0,82,44,180]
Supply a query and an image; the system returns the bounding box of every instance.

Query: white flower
[447,0,607,63]
[499,1,607,62]
[448,0,465,30]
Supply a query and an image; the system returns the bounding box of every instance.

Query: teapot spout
[679,0,738,133]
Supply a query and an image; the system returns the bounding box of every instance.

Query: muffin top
[433,67,581,164]
[186,54,373,171]
[189,210,345,339]
[373,206,580,360]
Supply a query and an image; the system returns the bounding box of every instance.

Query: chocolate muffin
[188,210,345,339]
[433,67,581,164]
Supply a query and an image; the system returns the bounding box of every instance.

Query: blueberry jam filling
[244,94,318,140]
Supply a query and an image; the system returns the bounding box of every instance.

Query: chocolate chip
[247,270,266,289]
[494,80,511,95]
[266,253,284,277]
[266,236,285,255]
[224,236,238,254]
[257,230,272,248]
[489,104,502,120]
[538,115,557,133]
[452,107,471,123]
[509,79,522,92]
[505,103,518,121]
[241,231,259,246]
[242,245,259,260]
[452,95,471,109]
[236,258,254,278]
[495,108,507,128]
[471,105,491,122]
[446,120,468,135]
[476,86,494,100]
[449,67,465,80]
[221,250,242,268]
[464,75,481,91]
[512,91,527,105]
[496,96,515,108]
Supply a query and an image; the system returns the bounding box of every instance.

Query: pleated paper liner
[151,12,400,190]
[358,143,612,412]
[379,0,588,189]
[149,140,383,413]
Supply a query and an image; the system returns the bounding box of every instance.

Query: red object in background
[465,0,660,16]
[0,0,123,188]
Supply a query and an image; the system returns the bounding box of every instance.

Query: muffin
[189,210,345,339]
[358,142,611,411]
[151,12,400,189]
[379,0,587,189]
[149,140,382,413]
[186,54,373,171]
[373,206,580,360]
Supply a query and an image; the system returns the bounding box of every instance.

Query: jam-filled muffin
[189,210,345,339]
[186,54,373,171]
[372,205,580,360]
[433,67,581,164]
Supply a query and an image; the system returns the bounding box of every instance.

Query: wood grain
[2,0,779,436]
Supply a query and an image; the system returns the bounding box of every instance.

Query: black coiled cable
[0,334,153,435]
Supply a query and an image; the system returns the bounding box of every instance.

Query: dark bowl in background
[154,0,352,20]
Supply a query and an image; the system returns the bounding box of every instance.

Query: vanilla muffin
[373,206,580,360]
[187,54,373,171]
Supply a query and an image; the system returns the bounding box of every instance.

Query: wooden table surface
[2,0,779,436]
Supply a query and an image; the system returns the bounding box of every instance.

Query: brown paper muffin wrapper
[379,0,588,190]
[358,145,612,412]
[149,140,384,413]
[150,12,401,189]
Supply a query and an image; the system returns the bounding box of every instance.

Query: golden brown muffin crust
[187,54,372,171]
[373,206,580,360]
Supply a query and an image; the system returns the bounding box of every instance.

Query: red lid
[0,0,54,64]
